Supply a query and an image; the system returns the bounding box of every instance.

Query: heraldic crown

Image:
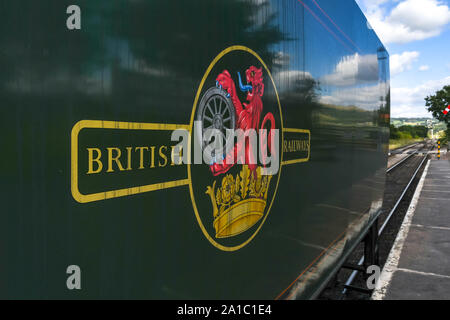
[205,165,273,239]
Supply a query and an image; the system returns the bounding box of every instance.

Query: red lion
[210,66,276,178]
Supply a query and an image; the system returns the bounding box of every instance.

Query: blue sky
[356,0,450,117]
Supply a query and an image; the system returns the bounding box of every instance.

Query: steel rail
[386,151,417,173]
[380,154,428,234]
[388,142,420,156]
[386,140,429,172]
[340,150,430,297]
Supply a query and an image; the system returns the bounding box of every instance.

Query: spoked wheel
[196,87,236,161]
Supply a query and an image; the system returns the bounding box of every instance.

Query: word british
[86,145,182,174]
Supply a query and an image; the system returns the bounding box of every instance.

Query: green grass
[389,138,424,150]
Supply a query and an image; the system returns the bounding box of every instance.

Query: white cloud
[391,76,450,117]
[355,1,450,118]
[390,51,420,75]
[389,0,450,32]
[318,76,450,117]
[359,0,450,44]
[321,53,379,86]
[273,51,290,66]
[319,82,387,110]
[273,70,313,91]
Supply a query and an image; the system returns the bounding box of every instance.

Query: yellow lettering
[171,146,183,166]
[87,148,103,174]
[171,146,176,166]
[284,139,309,153]
[159,146,168,167]
[135,147,149,169]
[178,147,183,165]
[150,146,156,168]
[107,147,125,173]
[126,147,132,171]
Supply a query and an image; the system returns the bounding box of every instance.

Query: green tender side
[0,0,389,299]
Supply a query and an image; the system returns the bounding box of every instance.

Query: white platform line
[371,160,431,300]
[420,197,449,201]
[410,224,450,231]
[396,268,450,279]
[423,184,450,187]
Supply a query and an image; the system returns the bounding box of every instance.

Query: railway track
[319,140,435,300]
[387,140,427,172]
[388,141,423,156]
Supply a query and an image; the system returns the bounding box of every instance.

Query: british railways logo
[71,46,311,251]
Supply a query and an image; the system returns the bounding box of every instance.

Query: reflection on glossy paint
[0,0,389,299]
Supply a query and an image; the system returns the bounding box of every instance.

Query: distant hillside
[391,117,446,131]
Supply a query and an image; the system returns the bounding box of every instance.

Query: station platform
[373,156,450,300]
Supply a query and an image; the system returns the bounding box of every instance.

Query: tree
[390,124,399,139]
[425,85,450,125]
[398,125,428,138]
[425,85,450,143]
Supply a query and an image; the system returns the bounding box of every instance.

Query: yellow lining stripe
[71,120,190,203]
[281,128,311,166]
